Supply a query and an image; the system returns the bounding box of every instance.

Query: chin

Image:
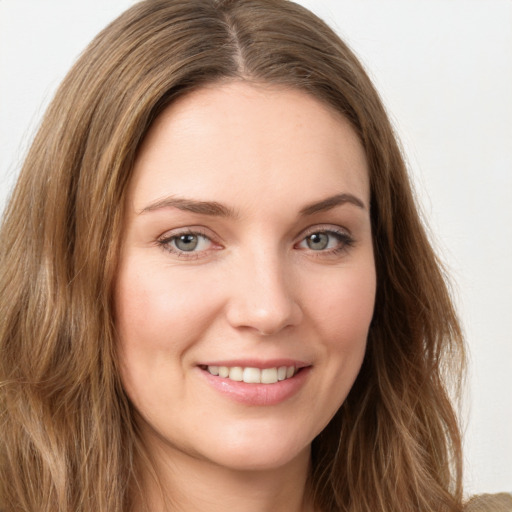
[193,422,314,472]
[208,443,310,473]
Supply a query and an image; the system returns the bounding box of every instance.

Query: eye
[296,228,354,254]
[173,233,208,252]
[158,230,215,256]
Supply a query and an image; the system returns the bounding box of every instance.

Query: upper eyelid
[156,223,352,246]
[158,226,215,241]
[295,224,355,248]
[297,224,352,239]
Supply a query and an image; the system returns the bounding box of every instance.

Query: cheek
[113,256,225,409]
[114,256,222,350]
[307,262,376,346]
[293,262,375,434]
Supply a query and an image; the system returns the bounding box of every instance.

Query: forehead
[129,82,369,212]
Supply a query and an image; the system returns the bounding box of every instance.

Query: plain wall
[1,0,511,497]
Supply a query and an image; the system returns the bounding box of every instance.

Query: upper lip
[198,359,311,369]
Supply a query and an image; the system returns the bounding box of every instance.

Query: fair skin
[115,81,376,512]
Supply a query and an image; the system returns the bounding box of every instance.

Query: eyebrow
[299,193,366,215]
[138,192,366,217]
[138,196,238,218]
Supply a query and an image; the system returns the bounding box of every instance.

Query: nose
[225,249,303,336]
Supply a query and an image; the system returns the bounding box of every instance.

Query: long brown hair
[0,1,465,510]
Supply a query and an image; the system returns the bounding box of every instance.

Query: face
[115,82,376,472]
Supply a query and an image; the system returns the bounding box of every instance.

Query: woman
[0,0,498,510]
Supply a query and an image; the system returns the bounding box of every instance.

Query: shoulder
[465,493,512,512]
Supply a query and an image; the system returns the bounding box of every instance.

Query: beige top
[465,493,512,511]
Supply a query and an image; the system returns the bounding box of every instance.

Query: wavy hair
[0,0,465,510]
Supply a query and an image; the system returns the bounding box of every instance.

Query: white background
[0,0,510,497]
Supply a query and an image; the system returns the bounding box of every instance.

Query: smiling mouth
[201,365,298,384]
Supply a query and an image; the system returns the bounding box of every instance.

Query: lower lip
[199,367,311,406]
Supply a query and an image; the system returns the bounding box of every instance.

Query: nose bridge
[225,242,302,335]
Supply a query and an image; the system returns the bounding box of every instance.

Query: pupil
[176,234,198,251]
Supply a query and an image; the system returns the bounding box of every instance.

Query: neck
[133,436,314,512]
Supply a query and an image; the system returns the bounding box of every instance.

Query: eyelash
[156,226,355,259]
[157,228,216,259]
[296,227,355,256]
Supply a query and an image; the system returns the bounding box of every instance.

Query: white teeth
[261,368,278,384]
[208,365,219,376]
[243,367,261,383]
[229,366,243,381]
[206,365,297,384]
